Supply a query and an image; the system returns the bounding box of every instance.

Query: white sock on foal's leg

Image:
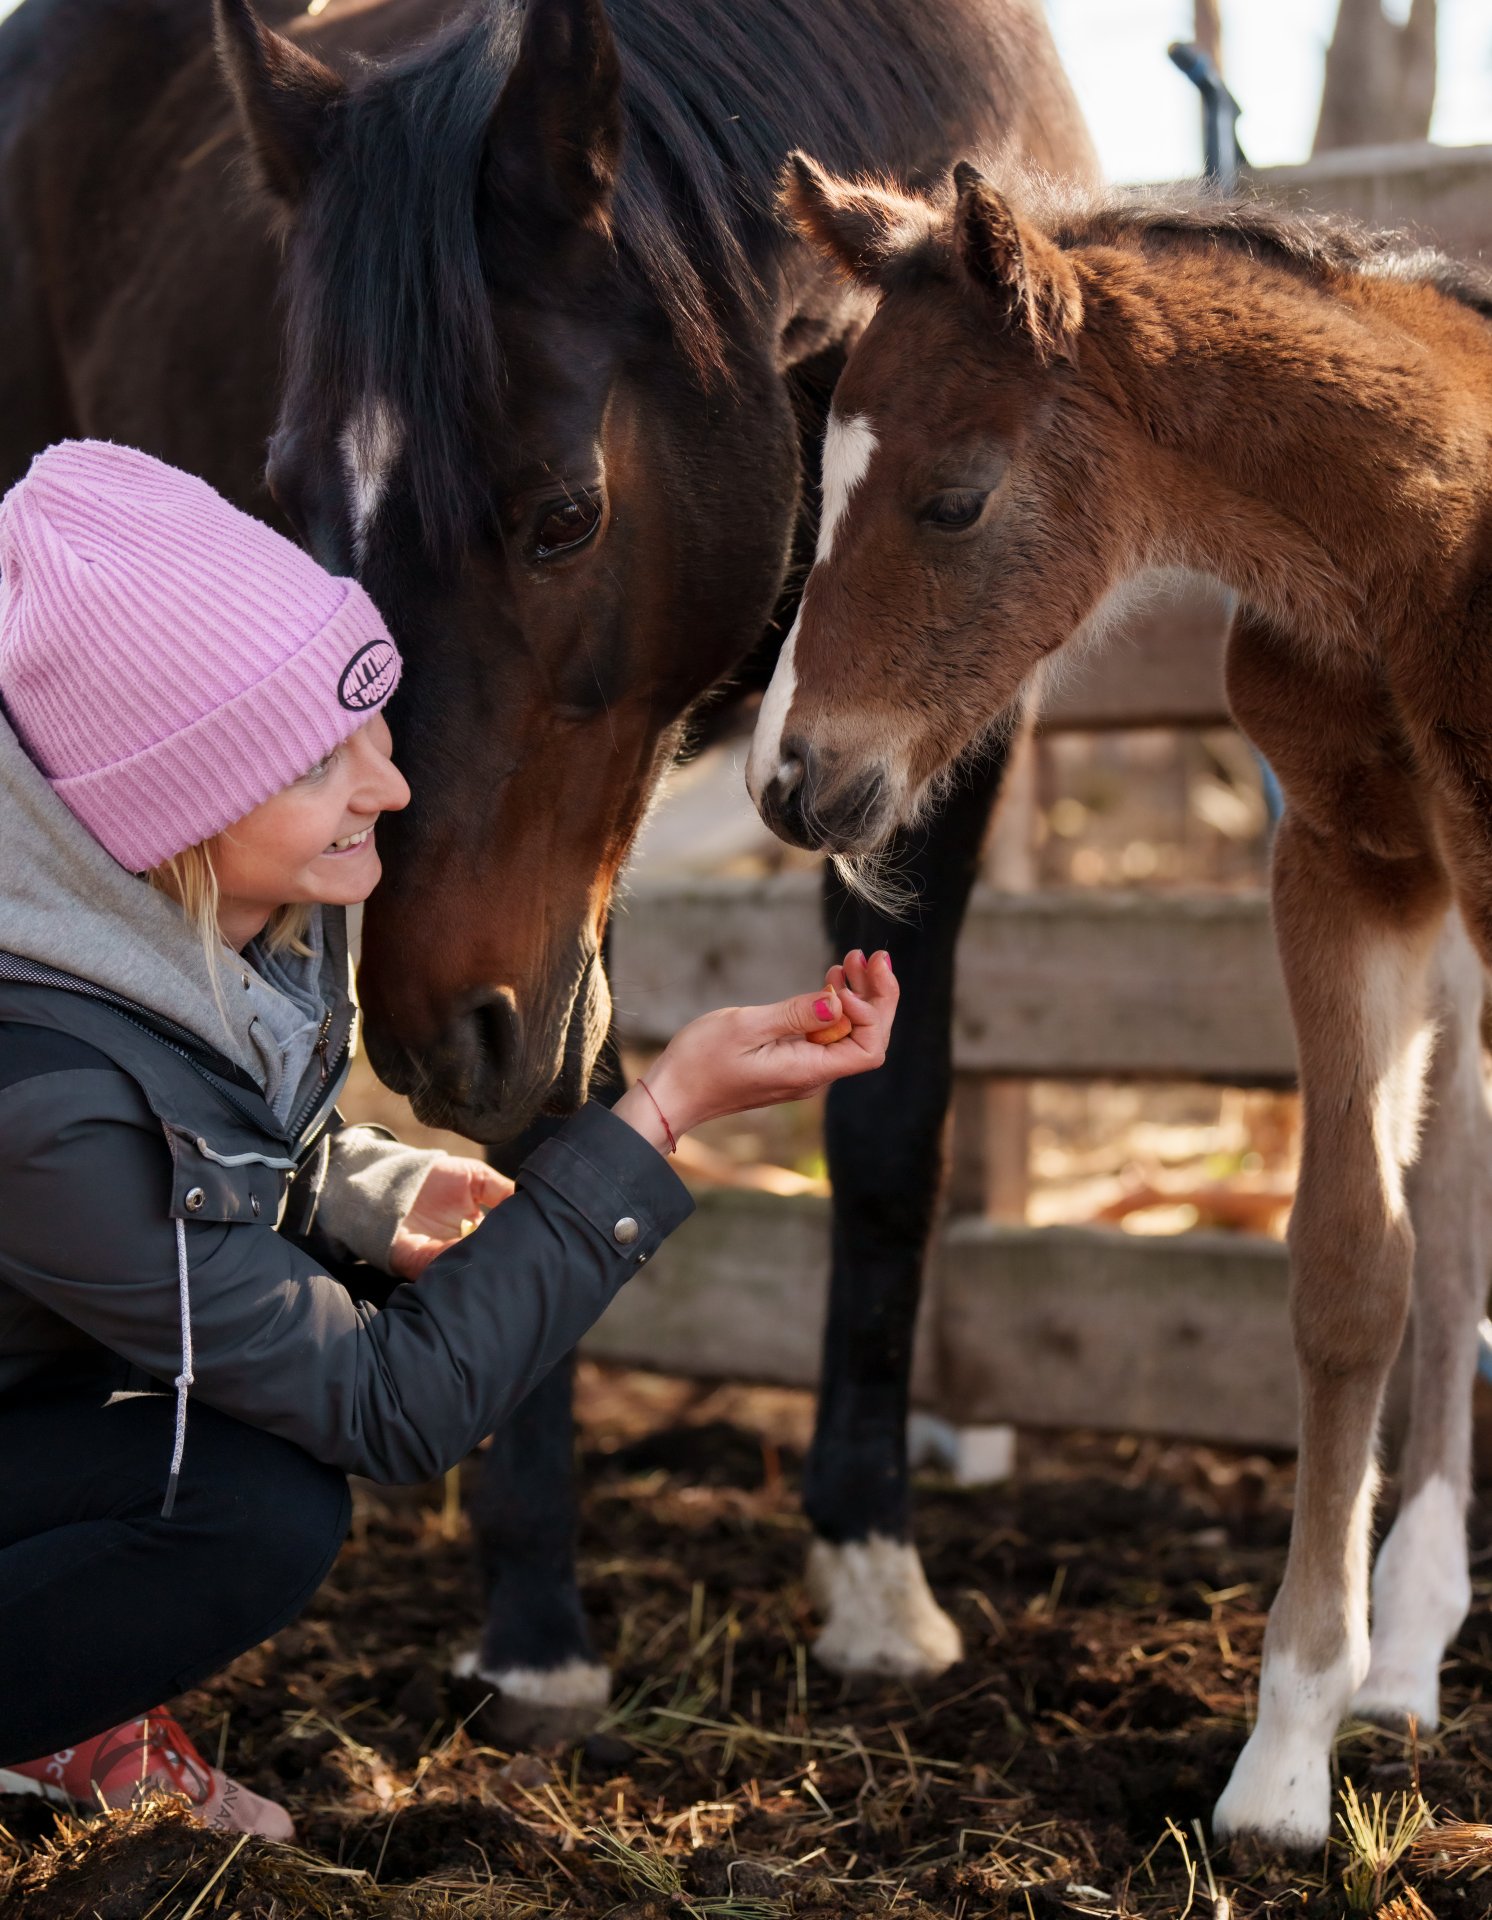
[1353,1473,1470,1728]
[1213,1632,1368,1850]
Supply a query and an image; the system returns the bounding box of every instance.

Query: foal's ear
[952,162,1082,364]
[780,152,933,286]
[484,0,623,238]
[213,0,345,208]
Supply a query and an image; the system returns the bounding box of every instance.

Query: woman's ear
[780,151,935,287]
[952,161,1082,364]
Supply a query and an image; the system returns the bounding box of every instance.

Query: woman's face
[212,715,411,947]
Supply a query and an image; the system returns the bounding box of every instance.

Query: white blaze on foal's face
[341,397,405,560]
[746,412,877,802]
[815,410,877,561]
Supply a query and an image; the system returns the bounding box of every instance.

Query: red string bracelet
[636,1077,677,1155]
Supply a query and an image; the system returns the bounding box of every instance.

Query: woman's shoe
[0,1709,294,1839]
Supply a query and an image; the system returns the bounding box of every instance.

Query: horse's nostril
[773,754,803,797]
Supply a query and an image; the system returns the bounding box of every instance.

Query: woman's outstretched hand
[613,947,898,1151]
[389,1155,515,1279]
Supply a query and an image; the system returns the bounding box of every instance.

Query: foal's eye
[530,492,604,560]
[919,490,989,531]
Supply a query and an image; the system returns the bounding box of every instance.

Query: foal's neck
[1085,251,1491,652]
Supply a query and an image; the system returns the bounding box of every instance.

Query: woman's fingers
[470,1163,515,1210]
[764,985,843,1039]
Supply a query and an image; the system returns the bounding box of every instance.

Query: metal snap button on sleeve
[612,1216,639,1246]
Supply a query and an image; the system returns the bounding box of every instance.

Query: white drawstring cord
[161,1217,194,1518]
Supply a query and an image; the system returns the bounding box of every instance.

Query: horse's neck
[1089,263,1487,652]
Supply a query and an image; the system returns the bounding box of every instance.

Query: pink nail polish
[814,997,833,1021]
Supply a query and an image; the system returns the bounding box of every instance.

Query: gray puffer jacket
[0,705,693,1501]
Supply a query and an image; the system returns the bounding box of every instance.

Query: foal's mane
[1049,191,1492,324]
[880,172,1492,328]
[286,0,1008,557]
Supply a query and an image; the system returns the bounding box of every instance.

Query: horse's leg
[1215,622,1449,1849]
[454,1026,627,1747]
[805,741,1010,1679]
[1352,911,1489,1728]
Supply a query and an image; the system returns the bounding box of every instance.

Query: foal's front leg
[1214,811,1448,1848]
[806,744,1011,1679]
[1353,911,1489,1728]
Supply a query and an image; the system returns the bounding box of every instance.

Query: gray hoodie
[0,698,432,1252]
[0,704,693,1491]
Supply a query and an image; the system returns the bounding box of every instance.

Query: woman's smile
[321,825,377,858]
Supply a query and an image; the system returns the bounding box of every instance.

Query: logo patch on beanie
[338,640,398,712]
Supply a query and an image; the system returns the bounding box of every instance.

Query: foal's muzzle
[755,736,894,853]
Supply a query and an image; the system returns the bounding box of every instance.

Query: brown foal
[747,155,1492,1849]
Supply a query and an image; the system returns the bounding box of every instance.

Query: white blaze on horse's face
[340,396,404,561]
[746,411,876,805]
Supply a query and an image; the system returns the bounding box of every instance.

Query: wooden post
[948,725,1037,1221]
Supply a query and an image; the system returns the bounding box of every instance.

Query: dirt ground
[4,1363,1490,1920]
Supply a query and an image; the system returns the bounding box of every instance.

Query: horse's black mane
[286,0,1008,558]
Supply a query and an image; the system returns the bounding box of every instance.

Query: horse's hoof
[1212,1729,1331,1857]
[1350,1664,1441,1733]
[449,1650,611,1750]
[807,1535,963,1681]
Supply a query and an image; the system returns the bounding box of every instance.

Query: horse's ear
[484,0,623,237]
[213,0,345,208]
[780,152,931,286]
[952,161,1082,363]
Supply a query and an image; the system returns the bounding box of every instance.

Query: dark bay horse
[748,155,1492,1850]
[0,0,1096,1739]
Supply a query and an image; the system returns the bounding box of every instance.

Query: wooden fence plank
[582,1192,1297,1451]
[612,877,1296,1083]
[1038,579,1234,732]
[935,1220,1296,1449]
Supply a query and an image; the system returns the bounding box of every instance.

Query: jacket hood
[0,698,353,1116]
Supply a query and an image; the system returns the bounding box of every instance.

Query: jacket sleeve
[0,1068,693,1484]
[312,1123,446,1271]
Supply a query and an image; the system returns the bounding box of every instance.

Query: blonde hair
[147,840,314,973]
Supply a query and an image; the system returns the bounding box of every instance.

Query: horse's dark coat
[0,0,1095,1728]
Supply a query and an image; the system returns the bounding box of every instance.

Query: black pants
[0,1385,351,1764]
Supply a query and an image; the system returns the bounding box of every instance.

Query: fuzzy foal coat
[748,166,1492,1851]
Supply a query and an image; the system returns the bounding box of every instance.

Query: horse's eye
[920,490,989,530]
[532,492,603,560]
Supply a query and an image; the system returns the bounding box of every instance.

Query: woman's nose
[381,758,412,814]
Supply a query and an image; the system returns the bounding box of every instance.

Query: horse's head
[215,0,799,1137]
[748,155,1126,859]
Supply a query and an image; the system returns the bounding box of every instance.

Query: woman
[0,442,897,1836]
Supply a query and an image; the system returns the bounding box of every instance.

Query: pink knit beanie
[0,440,402,871]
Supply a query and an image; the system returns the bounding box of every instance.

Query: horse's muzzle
[365,958,608,1144]
[755,736,893,853]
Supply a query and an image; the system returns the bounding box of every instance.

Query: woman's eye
[531,493,603,560]
[919,490,989,530]
[299,753,334,783]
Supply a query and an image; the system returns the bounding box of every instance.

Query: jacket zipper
[287,1011,348,1142]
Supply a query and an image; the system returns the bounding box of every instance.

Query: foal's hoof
[450,1650,611,1750]
[1212,1731,1331,1858]
[808,1535,963,1681]
[1349,1664,1441,1734]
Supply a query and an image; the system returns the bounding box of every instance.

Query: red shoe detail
[0,1711,294,1839]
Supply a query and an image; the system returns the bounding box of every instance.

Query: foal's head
[215,0,799,1136]
[748,156,1130,856]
